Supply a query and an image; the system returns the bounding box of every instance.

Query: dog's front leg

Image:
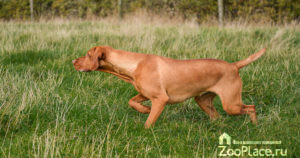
[144,96,169,128]
[241,105,257,124]
[128,94,150,114]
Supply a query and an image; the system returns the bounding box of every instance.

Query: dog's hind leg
[128,94,151,114]
[194,92,220,120]
[215,78,257,124]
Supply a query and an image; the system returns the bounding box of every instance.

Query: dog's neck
[99,49,146,82]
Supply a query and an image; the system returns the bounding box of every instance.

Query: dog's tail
[233,48,266,69]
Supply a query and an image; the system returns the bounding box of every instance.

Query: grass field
[0,20,299,157]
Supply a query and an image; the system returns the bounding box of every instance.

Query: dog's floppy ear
[90,46,107,70]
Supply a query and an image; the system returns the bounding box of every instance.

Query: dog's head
[72,46,110,72]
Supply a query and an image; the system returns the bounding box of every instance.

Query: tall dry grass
[0,18,299,157]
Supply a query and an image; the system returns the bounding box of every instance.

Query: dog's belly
[164,75,219,104]
[167,94,196,104]
[166,87,205,104]
[159,60,227,104]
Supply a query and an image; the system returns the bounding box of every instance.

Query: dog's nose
[72,59,76,64]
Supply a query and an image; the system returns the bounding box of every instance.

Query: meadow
[0,19,299,157]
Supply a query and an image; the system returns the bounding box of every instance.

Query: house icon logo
[219,133,231,145]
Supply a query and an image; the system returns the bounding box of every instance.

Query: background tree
[218,0,223,25]
[30,0,33,20]
[0,0,298,23]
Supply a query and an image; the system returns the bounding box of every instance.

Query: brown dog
[73,46,266,128]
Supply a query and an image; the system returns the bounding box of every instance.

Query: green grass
[0,20,299,157]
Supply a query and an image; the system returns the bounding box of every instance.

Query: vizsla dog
[73,46,266,128]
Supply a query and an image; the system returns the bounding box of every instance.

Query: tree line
[0,0,299,23]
